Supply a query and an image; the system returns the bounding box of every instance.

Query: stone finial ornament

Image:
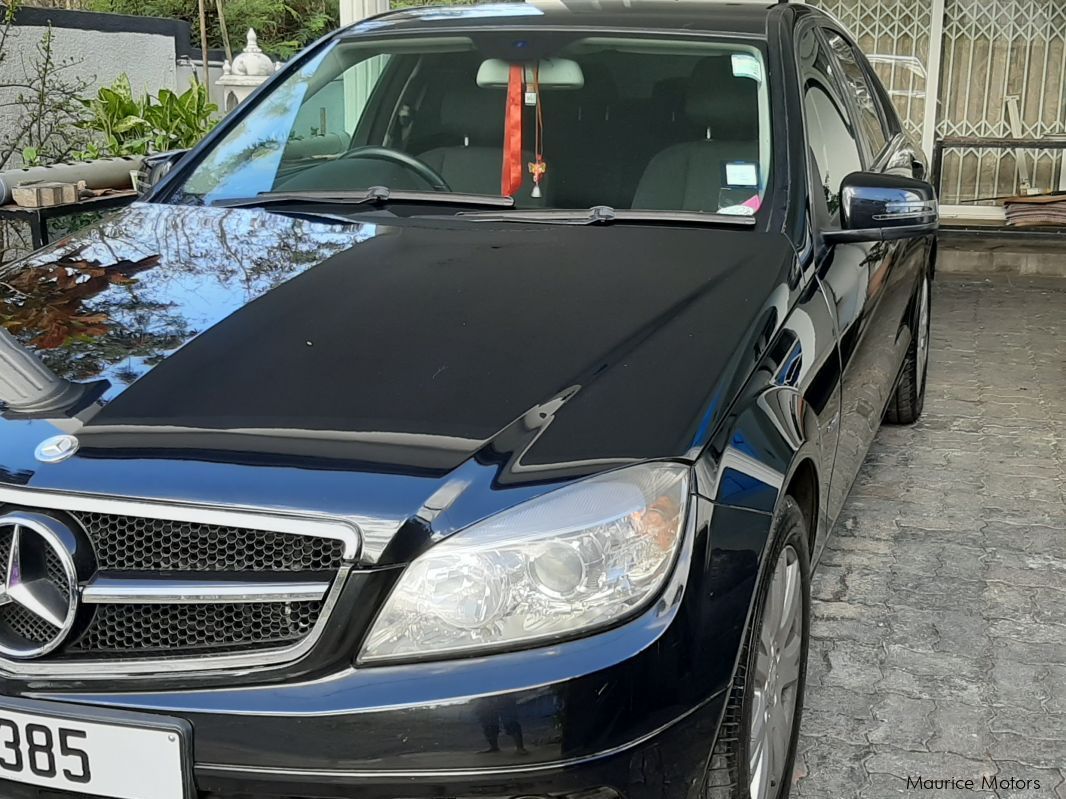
[216,28,277,111]
[230,28,276,77]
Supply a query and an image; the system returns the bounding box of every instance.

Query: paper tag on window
[719,204,757,217]
[725,161,759,187]
[731,53,762,83]
[524,91,538,106]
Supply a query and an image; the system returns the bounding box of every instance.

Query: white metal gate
[809,0,1066,215]
[807,0,935,143]
[938,0,1066,205]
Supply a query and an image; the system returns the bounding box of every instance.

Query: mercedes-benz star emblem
[0,513,81,658]
[34,434,79,464]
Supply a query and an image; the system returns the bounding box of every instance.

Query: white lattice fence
[809,0,1066,211]
[808,0,934,142]
[939,0,1066,204]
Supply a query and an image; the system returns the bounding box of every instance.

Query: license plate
[0,697,190,799]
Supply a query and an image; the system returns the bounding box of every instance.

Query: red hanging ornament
[501,64,524,197]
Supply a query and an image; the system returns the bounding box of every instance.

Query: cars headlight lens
[359,462,690,663]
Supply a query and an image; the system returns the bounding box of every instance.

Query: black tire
[885,272,931,425]
[703,497,811,799]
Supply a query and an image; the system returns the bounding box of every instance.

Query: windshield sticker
[725,161,759,188]
[731,53,762,83]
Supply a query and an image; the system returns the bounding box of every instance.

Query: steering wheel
[340,146,451,192]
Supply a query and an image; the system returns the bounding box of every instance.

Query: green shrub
[78,75,218,158]
[86,0,339,59]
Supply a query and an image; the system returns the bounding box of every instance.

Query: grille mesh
[0,526,67,648]
[71,601,322,654]
[0,605,58,645]
[44,546,68,586]
[77,512,345,572]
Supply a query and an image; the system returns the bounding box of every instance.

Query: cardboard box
[11,181,78,208]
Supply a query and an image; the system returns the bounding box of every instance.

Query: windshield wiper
[215,186,515,210]
[457,205,757,227]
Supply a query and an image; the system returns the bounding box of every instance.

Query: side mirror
[135,149,188,197]
[824,171,938,243]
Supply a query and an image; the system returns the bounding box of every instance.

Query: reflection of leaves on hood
[0,254,159,349]
[0,250,193,385]
[2,203,369,389]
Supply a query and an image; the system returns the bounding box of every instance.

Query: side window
[824,29,890,157]
[798,26,863,226]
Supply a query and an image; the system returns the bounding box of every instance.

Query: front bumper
[1,595,731,799]
[1,501,766,799]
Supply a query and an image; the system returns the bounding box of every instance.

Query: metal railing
[931,135,1066,237]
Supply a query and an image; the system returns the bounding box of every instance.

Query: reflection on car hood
[0,202,793,558]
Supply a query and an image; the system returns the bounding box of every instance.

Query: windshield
[176,33,772,217]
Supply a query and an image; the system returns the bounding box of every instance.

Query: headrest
[579,63,619,108]
[652,77,688,123]
[439,84,505,143]
[684,57,759,140]
[549,61,618,123]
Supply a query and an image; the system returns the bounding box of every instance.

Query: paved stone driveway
[793,275,1066,798]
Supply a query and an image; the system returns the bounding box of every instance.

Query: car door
[797,22,920,524]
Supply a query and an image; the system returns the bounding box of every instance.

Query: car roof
[342,1,791,38]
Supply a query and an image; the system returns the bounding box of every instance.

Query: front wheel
[885,272,931,424]
[703,497,811,799]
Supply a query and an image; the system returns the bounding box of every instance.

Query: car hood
[0,203,793,560]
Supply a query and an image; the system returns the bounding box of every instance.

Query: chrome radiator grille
[70,600,323,654]
[0,493,359,674]
[78,511,345,572]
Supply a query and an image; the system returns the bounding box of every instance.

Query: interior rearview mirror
[825,171,939,243]
[476,58,585,89]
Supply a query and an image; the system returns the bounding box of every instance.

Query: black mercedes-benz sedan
[0,2,937,798]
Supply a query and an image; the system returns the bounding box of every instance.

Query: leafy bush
[86,0,339,59]
[0,2,90,170]
[78,75,217,158]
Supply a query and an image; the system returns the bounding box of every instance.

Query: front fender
[695,273,841,557]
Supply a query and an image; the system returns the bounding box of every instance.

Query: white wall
[14,25,178,97]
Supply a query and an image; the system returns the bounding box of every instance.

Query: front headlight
[359,462,690,663]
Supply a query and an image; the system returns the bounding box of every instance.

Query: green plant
[0,7,91,170]
[86,0,339,59]
[78,75,218,158]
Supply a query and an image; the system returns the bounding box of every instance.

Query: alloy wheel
[748,544,803,799]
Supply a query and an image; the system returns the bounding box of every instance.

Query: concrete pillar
[920,0,946,163]
[340,0,389,26]
[0,330,89,416]
[339,0,389,133]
